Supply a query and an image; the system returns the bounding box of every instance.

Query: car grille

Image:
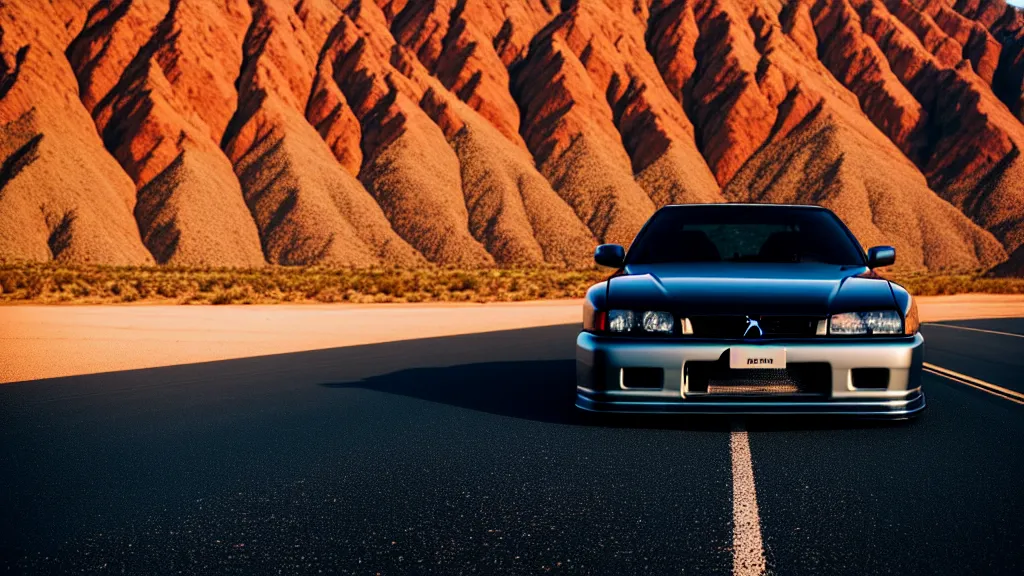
[688,315,822,339]
[686,357,831,397]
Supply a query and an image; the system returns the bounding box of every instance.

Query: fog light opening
[851,368,890,389]
[621,367,664,389]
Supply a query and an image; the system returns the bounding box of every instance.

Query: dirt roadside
[1,295,1021,384]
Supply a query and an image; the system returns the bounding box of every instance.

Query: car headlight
[829,310,903,335]
[641,311,673,333]
[608,310,635,332]
[606,310,675,334]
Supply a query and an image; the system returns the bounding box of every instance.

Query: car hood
[609,263,896,316]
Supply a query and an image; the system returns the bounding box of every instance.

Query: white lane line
[923,362,1024,405]
[924,323,1024,339]
[731,427,766,576]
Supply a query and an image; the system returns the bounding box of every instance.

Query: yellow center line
[923,362,1024,405]
[924,323,1024,339]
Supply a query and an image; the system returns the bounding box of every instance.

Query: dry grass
[881,272,1024,297]
[0,263,610,305]
[0,262,1021,305]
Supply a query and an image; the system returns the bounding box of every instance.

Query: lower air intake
[686,355,831,397]
[621,367,664,389]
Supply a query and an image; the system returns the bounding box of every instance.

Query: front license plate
[729,346,787,369]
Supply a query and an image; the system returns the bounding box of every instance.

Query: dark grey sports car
[576,204,924,418]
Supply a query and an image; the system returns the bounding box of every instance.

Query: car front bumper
[576,332,925,417]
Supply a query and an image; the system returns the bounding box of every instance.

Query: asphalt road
[1,319,1022,575]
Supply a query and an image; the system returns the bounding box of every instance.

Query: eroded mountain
[1,0,1022,271]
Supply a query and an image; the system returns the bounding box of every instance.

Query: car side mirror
[594,244,625,268]
[867,245,896,268]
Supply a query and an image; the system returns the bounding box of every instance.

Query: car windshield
[626,205,865,266]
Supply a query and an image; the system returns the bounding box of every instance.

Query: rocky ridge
[1,0,1022,272]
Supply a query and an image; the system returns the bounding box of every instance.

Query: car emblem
[744,316,763,339]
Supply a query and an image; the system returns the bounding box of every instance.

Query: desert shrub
[0,261,1019,304]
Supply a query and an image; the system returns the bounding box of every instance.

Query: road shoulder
[2,295,1021,384]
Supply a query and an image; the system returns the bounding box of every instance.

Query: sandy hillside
[1,0,1023,271]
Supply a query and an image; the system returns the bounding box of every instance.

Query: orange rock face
[1,0,1023,272]
[67,0,266,266]
[223,0,423,267]
[0,1,152,265]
